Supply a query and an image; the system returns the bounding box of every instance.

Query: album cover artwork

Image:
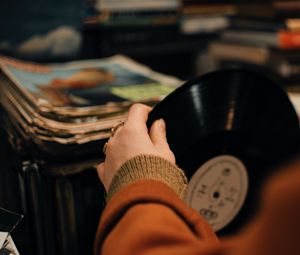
[0,55,180,115]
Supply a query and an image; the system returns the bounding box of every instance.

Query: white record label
[185,155,248,232]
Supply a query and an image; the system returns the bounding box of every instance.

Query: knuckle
[122,123,137,134]
[129,103,150,113]
[129,103,142,112]
[119,124,130,134]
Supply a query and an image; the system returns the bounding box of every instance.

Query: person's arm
[95,103,300,255]
[95,179,220,255]
[95,104,220,255]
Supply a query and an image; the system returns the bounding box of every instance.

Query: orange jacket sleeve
[94,162,300,255]
[94,180,220,255]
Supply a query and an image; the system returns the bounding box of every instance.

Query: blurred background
[1,0,300,86]
[1,1,300,255]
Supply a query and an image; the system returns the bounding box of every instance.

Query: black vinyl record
[147,69,300,235]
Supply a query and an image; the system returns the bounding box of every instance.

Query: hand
[97,104,175,191]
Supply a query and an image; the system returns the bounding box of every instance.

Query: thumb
[149,119,168,148]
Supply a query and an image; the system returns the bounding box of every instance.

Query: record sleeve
[0,55,180,118]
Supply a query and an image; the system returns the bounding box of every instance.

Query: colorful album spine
[279,31,300,49]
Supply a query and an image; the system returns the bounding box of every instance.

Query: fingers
[108,104,151,145]
[126,104,152,129]
[150,119,176,163]
[149,119,168,148]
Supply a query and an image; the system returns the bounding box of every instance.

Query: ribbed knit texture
[106,155,188,202]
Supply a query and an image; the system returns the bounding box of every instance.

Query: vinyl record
[147,69,300,235]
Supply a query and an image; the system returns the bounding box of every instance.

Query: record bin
[0,107,106,255]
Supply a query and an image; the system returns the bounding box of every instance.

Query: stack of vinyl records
[0,54,181,255]
[0,54,181,159]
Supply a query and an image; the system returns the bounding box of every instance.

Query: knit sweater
[106,155,188,201]
[95,155,300,255]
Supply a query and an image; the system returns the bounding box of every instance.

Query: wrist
[106,154,188,202]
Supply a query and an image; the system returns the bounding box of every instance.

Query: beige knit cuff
[106,155,188,202]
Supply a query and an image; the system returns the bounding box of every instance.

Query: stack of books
[180,0,235,36]
[207,1,300,87]
[0,55,181,159]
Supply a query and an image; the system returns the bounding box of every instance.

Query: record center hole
[213,191,220,199]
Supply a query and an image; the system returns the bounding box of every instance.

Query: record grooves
[147,69,300,235]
